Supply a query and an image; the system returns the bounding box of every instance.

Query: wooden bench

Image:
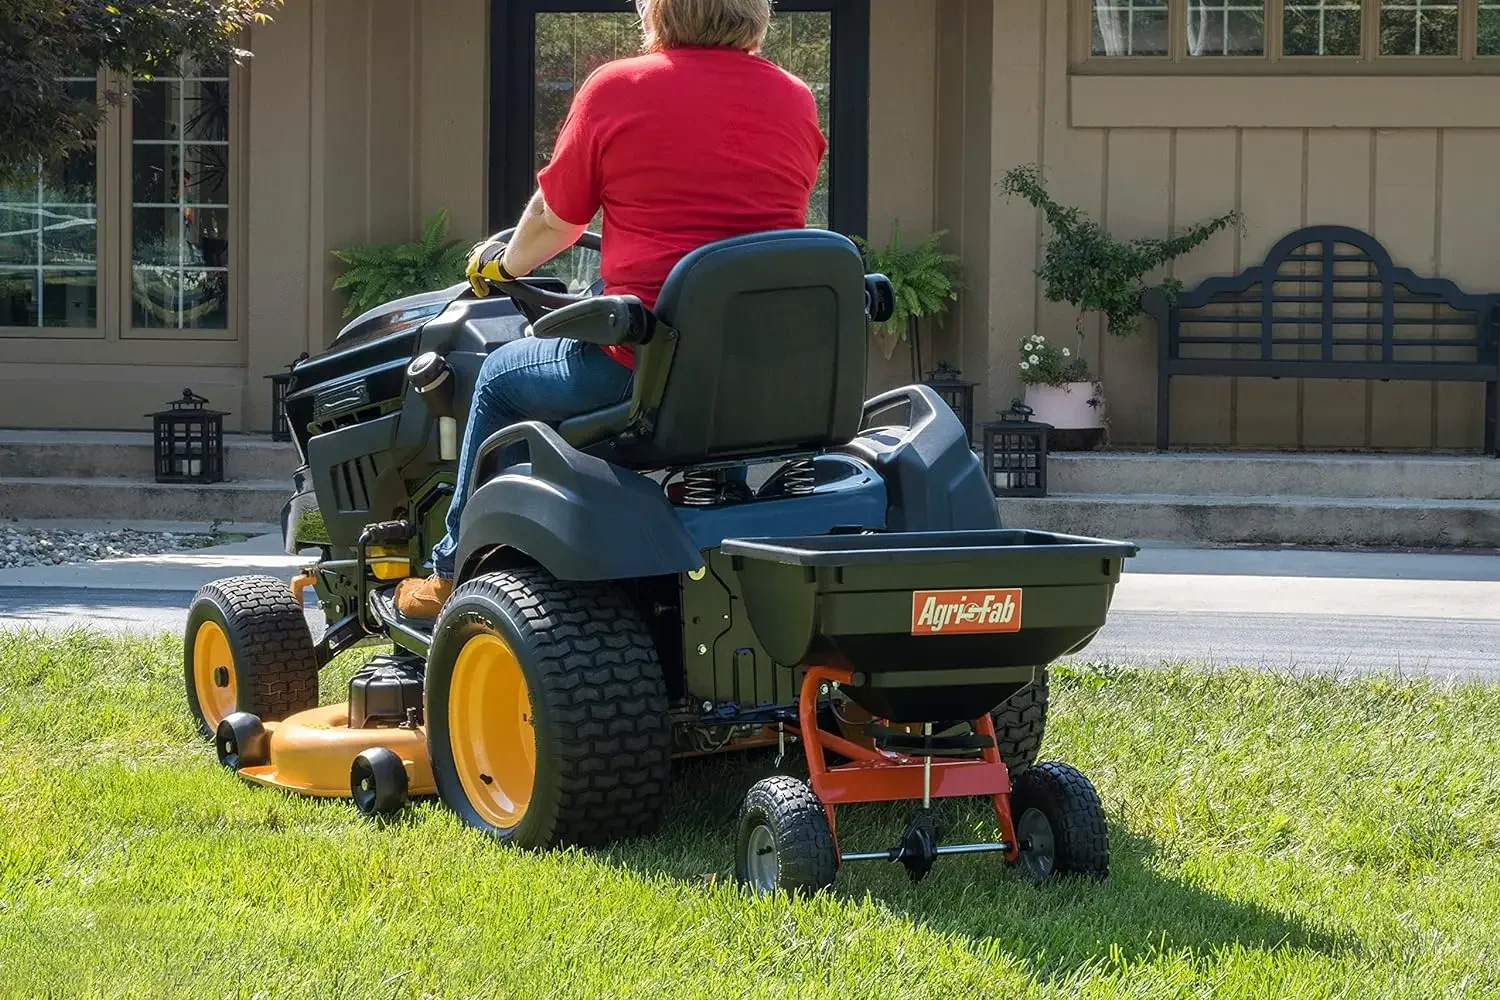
[1145,225,1500,454]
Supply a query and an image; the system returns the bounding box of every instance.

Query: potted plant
[1015,333,1104,450]
[331,208,470,317]
[999,164,1241,446]
[854,221,963,381]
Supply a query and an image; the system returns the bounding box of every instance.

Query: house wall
[973,0,1500,449]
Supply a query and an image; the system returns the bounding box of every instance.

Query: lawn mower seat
[549,229,871,470]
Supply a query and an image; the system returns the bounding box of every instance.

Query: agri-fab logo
[910,588,1023,635]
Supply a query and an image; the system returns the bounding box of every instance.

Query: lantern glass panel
[982,417,1049,497]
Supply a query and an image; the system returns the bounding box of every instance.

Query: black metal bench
[1145,224,1500,454]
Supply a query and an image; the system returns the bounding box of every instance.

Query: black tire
[1008,760,1109,882]
[184,574,320,739]
[351,748,409,817]
[991,668,1049,775]
[216,712,269,770]
[425,568,671,849]
[734,776,838,896]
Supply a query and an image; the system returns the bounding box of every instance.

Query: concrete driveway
[1,528,1496,679]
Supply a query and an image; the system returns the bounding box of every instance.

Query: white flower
[1022,340,1034,352]
[1019,361,1031,370]
[1034,334,1046,342]
[1029,354,1040,364]
[1061,348,1071,357]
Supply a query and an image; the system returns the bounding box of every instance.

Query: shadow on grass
[601,751,1361,982]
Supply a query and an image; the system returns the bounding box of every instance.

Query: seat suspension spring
[681,468,723,506]
[782,458,816,496]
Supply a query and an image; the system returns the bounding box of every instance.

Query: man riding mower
[183,224,1137,894]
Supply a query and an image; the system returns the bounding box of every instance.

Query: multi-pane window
[1284,0,1363,55]
[1380,0,1460,54]
[1482,0,1500,52]
[1091,1,1171,56]
[1187,0,1267,55]
[130,56,232,331]
[1085,0,1500,60]
[0,78,99,330]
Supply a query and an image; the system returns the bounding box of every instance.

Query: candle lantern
[924,361,976,445]
[149,389,228,484]
[981,401,1050,497]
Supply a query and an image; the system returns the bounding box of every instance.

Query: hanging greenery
[999,163,1242,337]
[852,222,963,341]
[330,208,469,318]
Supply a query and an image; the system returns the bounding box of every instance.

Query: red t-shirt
[537,46,827,367]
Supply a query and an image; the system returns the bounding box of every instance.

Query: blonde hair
[638,0,772,53]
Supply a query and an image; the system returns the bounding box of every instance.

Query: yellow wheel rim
[449,632,536,830]
[192,620,238,727]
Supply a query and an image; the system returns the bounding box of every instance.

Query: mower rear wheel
[425,568,671,849]
[990,667,1049,775]
[1008,760,1109,882]
[185,575,320,739]
[734,776,838,896]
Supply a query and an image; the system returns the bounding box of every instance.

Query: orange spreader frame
[791,663,1019,862]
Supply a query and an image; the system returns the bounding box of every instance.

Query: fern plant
[331,208,470,317]
[853,222,963,342]
[999,164,1241,336]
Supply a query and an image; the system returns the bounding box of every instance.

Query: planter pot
[1024,381,1107,451]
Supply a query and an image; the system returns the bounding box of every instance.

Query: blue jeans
[430,337,633,578]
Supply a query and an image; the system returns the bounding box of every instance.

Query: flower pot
[1023,381,1106,451]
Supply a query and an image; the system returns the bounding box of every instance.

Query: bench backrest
[1146,225,1500,372]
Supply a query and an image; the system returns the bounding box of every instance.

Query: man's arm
[499,188,588,278]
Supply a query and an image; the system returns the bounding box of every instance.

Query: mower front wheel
[734,776,838,896]
[1008,760,1109,883]
[184,575,320,739]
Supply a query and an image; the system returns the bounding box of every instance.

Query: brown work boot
[394,574,453,619]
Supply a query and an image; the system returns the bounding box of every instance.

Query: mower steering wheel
[483,228,602,318]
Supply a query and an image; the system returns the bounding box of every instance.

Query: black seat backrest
[600,229,869,469]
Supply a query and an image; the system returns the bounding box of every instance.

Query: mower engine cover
[348,654,424,729]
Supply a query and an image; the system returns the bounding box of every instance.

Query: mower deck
[233,703,436,798]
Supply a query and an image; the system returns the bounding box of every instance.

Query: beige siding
[983,0,1500,450]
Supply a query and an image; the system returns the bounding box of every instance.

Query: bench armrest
[530,295,655,347]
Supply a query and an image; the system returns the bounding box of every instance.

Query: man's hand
[465,239,513,297]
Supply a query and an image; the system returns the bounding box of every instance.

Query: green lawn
[1,630,1498,999]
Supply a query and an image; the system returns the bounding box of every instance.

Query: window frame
[488,0,870,238]
[1072,0,1500,72]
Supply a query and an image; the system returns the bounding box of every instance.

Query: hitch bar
[841,841,1013,864]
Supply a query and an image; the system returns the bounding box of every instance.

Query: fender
[452,421,702,582]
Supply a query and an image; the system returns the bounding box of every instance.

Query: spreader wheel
[990,667,1049,775]
[185,575,320,738]
[1008,760,1109,882]
[351,748,410,817]
[216,712,269,771]
[424,568,671,848]
[734,776,838,896]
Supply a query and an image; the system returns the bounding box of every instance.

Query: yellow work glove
[465,239,515,297]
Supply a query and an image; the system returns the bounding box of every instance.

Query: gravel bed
[0,524,225,569]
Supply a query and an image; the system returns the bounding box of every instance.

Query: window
[0,78,100,331]
[1284,0,1362,55]
[130,56,232,332]
[1187,0,1267,55]
[1,62,238,339]
[1082,0,1500,63]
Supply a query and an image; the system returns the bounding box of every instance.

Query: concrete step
[0,477,289,525]
[1002,492,1500,549]
[1048,451,1500,500]
[0,430,296,483]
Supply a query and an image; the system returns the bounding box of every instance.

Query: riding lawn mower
[184,227,1137,894]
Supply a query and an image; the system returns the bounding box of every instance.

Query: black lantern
[265,352,307,443]
[148,389,228,484]
[981,401,1050,497]
[925,361,976,445]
